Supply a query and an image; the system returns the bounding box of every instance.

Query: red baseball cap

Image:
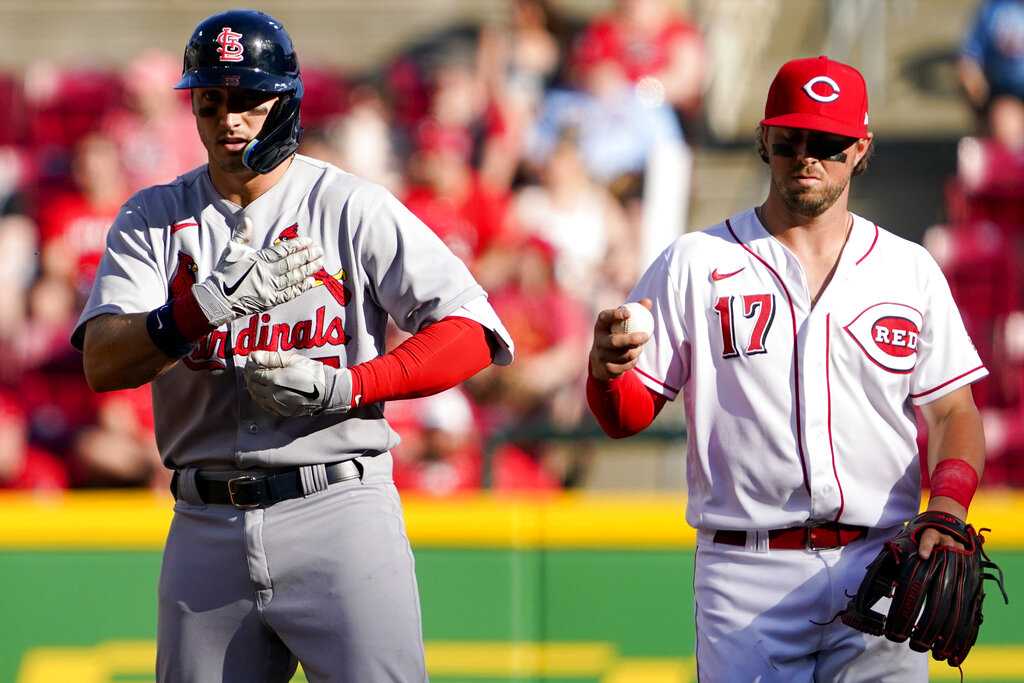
[761,55,869,139]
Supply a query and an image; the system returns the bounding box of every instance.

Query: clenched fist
[588,298,653,381]
[244,350,353,417]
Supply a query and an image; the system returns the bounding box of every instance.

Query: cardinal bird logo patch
[843,302,922,374]
[274,223,350,306]
[168,252,198,300]
[168,252,227,371]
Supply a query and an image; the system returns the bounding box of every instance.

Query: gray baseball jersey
[74,154,513,469]
[74,154,514,683]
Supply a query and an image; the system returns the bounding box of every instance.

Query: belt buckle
[227,475,265,509]
[805,524,841,551]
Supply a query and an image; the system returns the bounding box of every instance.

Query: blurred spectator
[479,0,566,112]
[102,50,206,191]
[297,126,344,167]
[0,214,37,352]
[71,386,165,489]
[386,23,482,135]
[924,219,1020,409]
[574,0,705,117]
[0,392,67,491]
[389,387,483,496]
[403,120,516,288]
[513,129,635,312]
[14,275,79,373]
[953,135,1024,212]
[478,0,573,188]
[467,236,589,489]
[36,132,128,295]
[960,0,1024,151]
[23,63,123,176]
[333,85,405,193]
[527,29,683,188]
[0,146,30,215]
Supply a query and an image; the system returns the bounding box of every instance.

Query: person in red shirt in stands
[102,50,206,192]
[577,0,705,114]
[72,385,165,488]
[402,120,515,288]
[0,393,67,491]
[388,387,483,496]
[36,132,129,295]
[468,235,590,490]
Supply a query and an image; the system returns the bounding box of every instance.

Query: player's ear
[756,124,770,164]
[852,133,874,176]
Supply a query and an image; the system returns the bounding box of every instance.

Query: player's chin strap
[242,83,304,174]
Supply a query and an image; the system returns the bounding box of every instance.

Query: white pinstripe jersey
[630,208,987,531]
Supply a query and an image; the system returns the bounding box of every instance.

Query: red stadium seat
[0,72,28,147]
[296,66,349,130]
[24,67,124,153]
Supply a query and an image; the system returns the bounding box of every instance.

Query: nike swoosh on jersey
[710,267,745,281]
[223,262,258,296]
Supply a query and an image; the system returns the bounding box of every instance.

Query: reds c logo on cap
[216,27,244,62]
[843,302,922,374]
[761,56,869,139]
[802,76,840,103]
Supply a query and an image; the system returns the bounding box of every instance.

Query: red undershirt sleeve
[586,369,667,438]
[348,316,493,406]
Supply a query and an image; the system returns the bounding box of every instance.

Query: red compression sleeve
[586,369,667,438]
[348,316,493,406]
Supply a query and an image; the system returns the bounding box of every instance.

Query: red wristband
[929,458,979,511]
[171,290,215,341]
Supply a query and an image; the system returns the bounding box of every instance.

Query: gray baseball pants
[156,452,427,682]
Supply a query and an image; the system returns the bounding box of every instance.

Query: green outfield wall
[1,491,1022,683]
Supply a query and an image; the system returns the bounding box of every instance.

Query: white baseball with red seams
[611,302,655,336]
[627,207,986,531]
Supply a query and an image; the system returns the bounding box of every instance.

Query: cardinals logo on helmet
[216,27,245,63]
[274,223,350,306]
[843,302,922,374]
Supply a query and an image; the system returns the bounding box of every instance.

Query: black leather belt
[171,460,362,509]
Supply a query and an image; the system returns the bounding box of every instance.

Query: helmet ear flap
[242,86,303,174]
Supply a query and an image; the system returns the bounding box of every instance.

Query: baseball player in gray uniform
[72,10,513,683]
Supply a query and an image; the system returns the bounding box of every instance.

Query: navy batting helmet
[175,9,303,174]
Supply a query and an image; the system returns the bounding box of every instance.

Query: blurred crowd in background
[1,0,1023,494]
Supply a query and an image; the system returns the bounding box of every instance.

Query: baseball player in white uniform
[587,56,988,681]
[73,10,513,683]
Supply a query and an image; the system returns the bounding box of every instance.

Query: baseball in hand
[611,302,654,336]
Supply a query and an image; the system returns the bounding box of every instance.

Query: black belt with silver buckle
[171,460,362,509]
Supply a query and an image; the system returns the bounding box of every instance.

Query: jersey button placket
[801,307,837,520]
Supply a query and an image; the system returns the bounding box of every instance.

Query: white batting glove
[244,350,353,417]
[192,217,325,327]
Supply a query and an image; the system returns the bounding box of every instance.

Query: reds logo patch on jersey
[216,27,244,62]
[843,302,922,374]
